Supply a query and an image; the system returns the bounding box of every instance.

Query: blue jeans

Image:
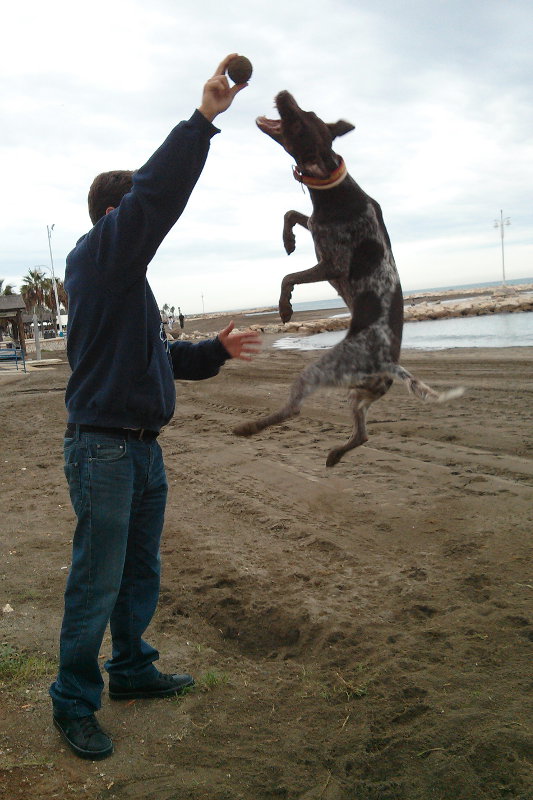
[49,429,168,718]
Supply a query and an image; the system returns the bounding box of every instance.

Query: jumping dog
[234,91,463,466]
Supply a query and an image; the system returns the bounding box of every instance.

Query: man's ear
[105,206,115,215]
[328,120,355,139]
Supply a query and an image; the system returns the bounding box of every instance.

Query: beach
[1,338,532,798]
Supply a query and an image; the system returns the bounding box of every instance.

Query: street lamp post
[493,210,511,286]
[46,224,62,335]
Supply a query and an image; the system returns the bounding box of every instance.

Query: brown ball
[227,55,253,84]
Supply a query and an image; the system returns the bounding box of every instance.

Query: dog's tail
[385,364,465,403]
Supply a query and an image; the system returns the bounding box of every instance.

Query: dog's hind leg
[325,401,369,468]
[325,378,392,468]
[234,363,323,437]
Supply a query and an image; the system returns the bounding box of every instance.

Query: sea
[267,278,533,351]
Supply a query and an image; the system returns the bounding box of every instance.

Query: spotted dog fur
[234,91,463,467]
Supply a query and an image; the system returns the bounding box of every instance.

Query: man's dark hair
[88,170,134,224]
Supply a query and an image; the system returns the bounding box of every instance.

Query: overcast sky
[2,0,532,314]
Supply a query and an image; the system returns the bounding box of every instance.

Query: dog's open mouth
[256,116,282,136]
[257,91,301,139]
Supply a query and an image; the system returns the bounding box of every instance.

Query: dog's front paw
[283,233,296,255]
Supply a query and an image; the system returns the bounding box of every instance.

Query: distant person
[50,54,259,761]
[178,307,185,329]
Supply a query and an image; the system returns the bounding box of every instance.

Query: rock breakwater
[170,284,533,341]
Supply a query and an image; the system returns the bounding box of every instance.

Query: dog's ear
[328,120,355,139]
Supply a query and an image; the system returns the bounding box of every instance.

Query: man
[50,54,261,760]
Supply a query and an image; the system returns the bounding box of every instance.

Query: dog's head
[256,91,354,179]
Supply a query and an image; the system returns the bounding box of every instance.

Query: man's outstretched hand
[198,54,248,122]
[218,321,261,361]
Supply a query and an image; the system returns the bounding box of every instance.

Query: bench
[0,346,27,372]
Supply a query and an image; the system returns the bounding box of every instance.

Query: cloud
[1,0,532,312]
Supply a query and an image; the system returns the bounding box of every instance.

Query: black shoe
[53,714,113,760]
[108,671,195,700]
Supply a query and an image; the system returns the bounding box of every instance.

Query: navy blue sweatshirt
[65,110,228,431]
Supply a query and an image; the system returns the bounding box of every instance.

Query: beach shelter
[0,295,27,355]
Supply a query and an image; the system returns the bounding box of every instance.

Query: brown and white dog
[234,91,463,466]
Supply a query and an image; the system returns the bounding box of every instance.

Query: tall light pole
[46,223,62,335]
[493,210,511,286]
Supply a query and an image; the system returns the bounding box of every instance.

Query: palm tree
[0,279,16,295]
[21,268,46,316]
[42,278,53,308]
[42,278,67,314]
[57,279,68,313]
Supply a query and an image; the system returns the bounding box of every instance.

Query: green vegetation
[0,643,55,688]
[167,669,229,703]
[197,670,229,691]
[197,670,228,691]
[0,279,16,295]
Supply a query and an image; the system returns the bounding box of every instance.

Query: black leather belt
[65,424,159,441]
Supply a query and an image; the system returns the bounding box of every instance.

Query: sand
[1,330,532,799]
